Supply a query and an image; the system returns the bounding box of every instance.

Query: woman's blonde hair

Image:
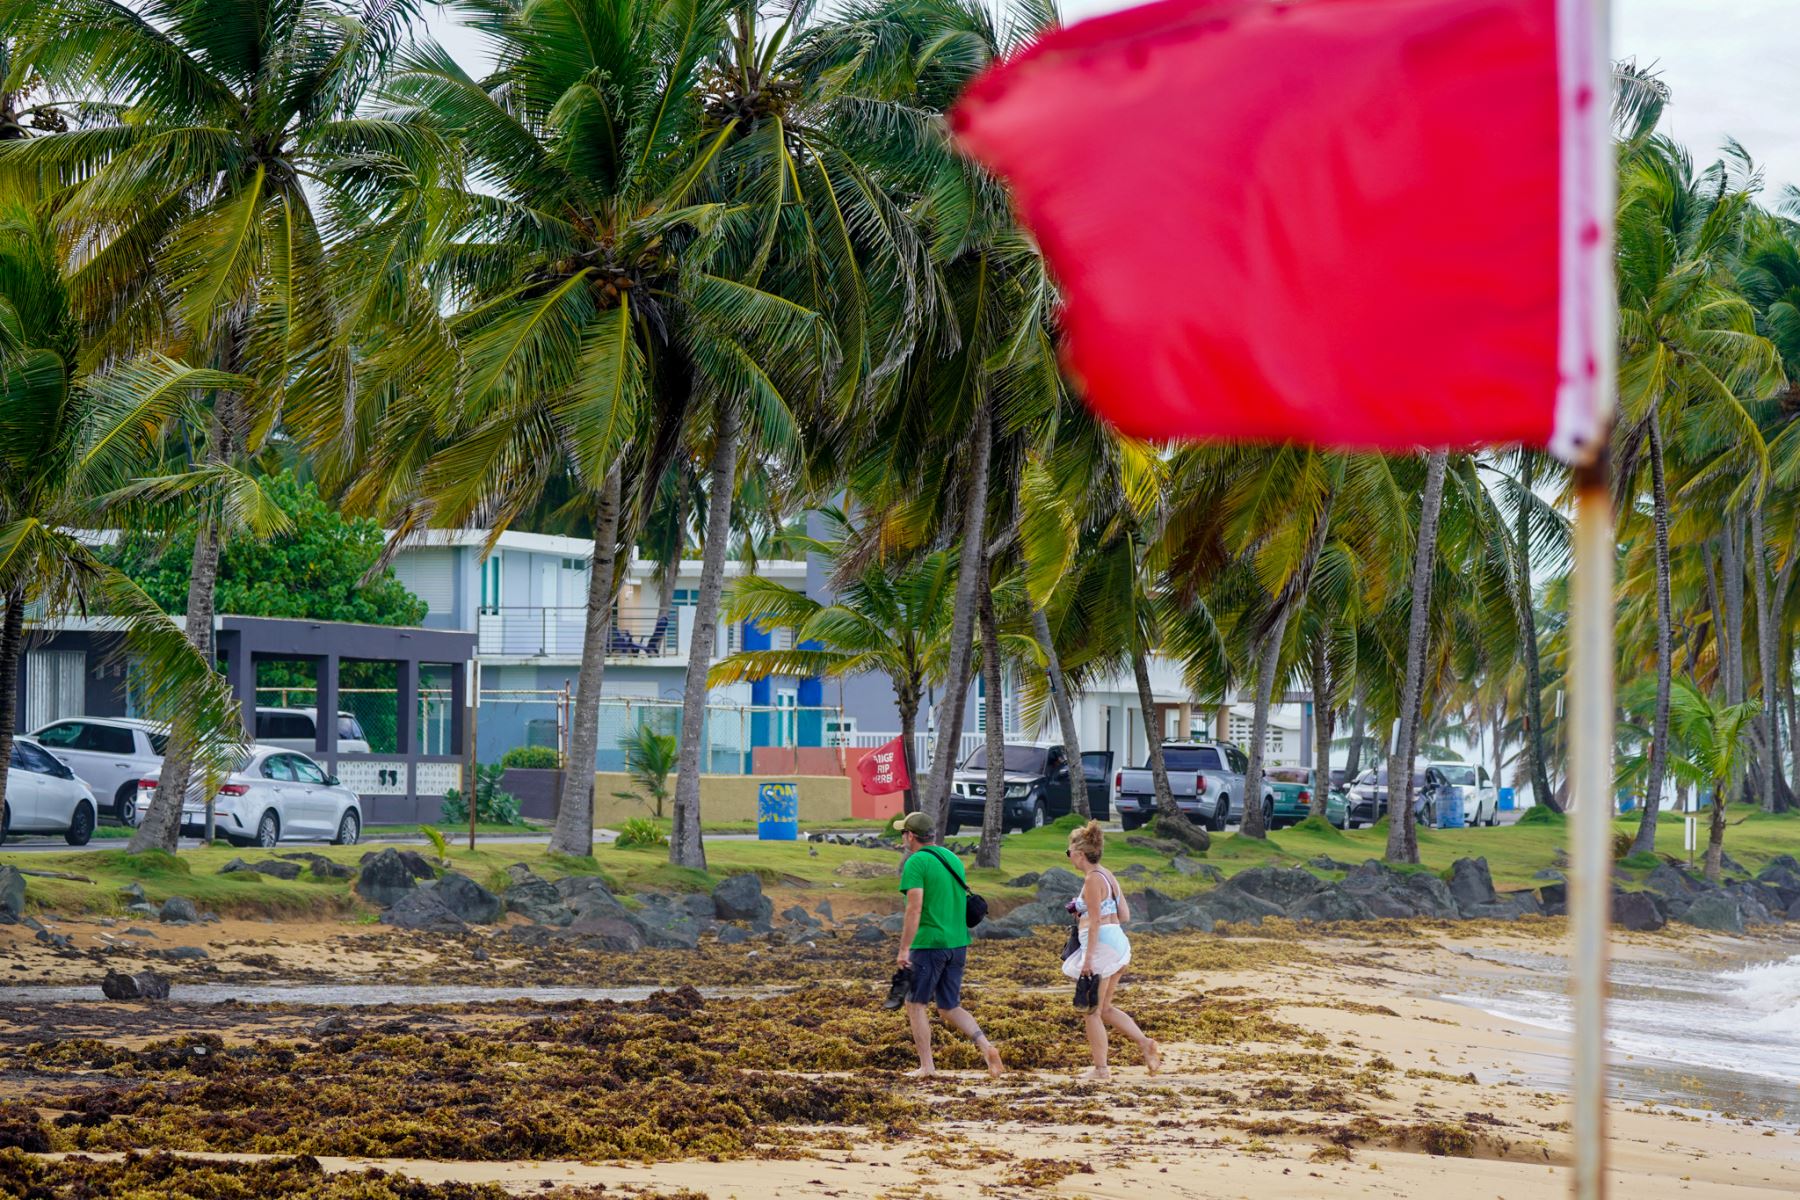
[1068,819,1104,863]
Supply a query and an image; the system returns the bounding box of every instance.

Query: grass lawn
[5,807,1795,922]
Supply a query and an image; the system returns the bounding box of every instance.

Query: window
[291,756,327,785]
[963,746,1051,773]
[147,731,169,756]
[32,722,84,749]
[1225,746,1249,774]
[1163,746,1222,771]
[823,717,857,747]
[80,724,136,755]
[672,587,700,607]
[263,755,297,781]
[13,741,65,776]
[256,712,315,740]
[775,690,797,748]
[480,557,503,612]
[338,715,366,742]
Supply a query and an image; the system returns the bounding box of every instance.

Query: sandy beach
[5,911,1799,1198]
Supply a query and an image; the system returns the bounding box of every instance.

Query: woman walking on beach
[1065,821,1161,1080]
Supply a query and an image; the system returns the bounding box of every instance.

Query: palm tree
[1615,136,1782,848]
[0,200,246,827]
[359,0,882,866]
[709,522,959,809]
[1667,677,1759,882]
[9,0,432,846]
[1385,451,1448,865]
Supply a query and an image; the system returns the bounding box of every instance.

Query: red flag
[855,736,913,796]
[951,0,1606,460]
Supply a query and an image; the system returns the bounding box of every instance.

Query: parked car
[947,742,1113,833]
[1114,741,1248,832]
[1263,766,1316,829]
[30,716,169,825]
[1423,762,1499,827]
[1342,766,1427,828]
[2,737,99,845]
[136,745,363,848]
[254,708,372,754]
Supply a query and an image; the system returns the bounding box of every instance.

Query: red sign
[856,736,912,795]
[951,0,1606,461]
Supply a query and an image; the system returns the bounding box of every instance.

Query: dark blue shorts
[907,946,967,1009]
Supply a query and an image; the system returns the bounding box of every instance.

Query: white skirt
[1063,923,1132,980]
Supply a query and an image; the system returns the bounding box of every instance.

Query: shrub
[500,745,560,770]
[1285,815,1344,838]
[1516,804,1567,826]
[612,724,678,819]
[614,817,669,850]
[441,763,522,825]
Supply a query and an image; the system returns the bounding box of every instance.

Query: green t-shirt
[899,846,972,950]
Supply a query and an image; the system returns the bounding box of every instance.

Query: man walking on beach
[892,812,1005,1078]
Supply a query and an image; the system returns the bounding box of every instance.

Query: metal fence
[474,605,791,660]
[253,686,457,756]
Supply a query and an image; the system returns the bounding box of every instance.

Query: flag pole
[1569,1,1616,1197]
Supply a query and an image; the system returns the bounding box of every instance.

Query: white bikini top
[1072,869,1122,918]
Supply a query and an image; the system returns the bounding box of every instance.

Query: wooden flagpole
[1570,2,1616,1197]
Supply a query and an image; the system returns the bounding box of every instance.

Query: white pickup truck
[1113,741,1249,832]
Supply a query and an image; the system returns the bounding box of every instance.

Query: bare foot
[982,1044,1006,1079]
[1081,1067,1111,1082]
[904,1066,937,1079]
[1144,1040,1162,1075]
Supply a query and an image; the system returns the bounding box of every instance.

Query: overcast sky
[427,0,1800,199]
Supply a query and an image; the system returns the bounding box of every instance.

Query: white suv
[30,717,169,826]
[254,708,372,754]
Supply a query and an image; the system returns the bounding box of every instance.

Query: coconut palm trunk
[1239,611,1289,840]
[1309,629,1333,819]
[1632,418,1675,851]
[131,508,226,852]
[1031,605,1088,818]
[669,404,740,870]
[1386,450,1448,865]
[550,464,624,858]
[0,588,22,828]
[1749,498,1784,812]
[1704,777,1727,883]
[897,683,922,814]
[923,404,991,832]
[976,555,1006,867]
[1515,456,1559,813]
[1133,645,1209,852]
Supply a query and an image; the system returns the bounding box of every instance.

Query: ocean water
[1446,947,1800,1121]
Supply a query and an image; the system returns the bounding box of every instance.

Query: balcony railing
[475,605,788,660]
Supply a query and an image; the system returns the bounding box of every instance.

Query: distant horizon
[426,0,1800,202]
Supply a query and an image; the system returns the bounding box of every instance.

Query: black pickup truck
[945,742,1113,834]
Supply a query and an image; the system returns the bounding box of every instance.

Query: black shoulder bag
[924,846,988,928]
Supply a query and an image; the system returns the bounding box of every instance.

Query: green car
[1325,781,1349,829]
[1261,766,1316,829]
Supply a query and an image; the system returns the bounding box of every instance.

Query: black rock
[1612,891,1666,932]
[1034,868,1085,903]
[851,923,886,944]
[121,927,156,938]
[1288,887,1376,924]
[1643,863,1706,900]
[635,907,702,950]
[125,902,161,919]
[118,882,146,904]
[1190,887,1285,927]
[22,915,46,935]
[779,904,818,927]
[1003,872,1042,889]
[1222,866,1330,910]
[682,893,717,921]
[505,876,573,926]
[1341,860,1460,920]
[1142,906,1217,935]
[573,917,645,952]
[1537,881,1568,916]
[159,945,209,961]
[225,858,302,880]
[313,1014,353,1036]
[101,969,170,1000]
[380,888,466,932]
[431,873,504,924]
[360,848,437,879]
[878,912,904,934]
[713,874,773,922]
[0,866,24,924]
[1116,863,1152,882]
[1141,887,1188,922]
[1170,856,1224,882]
[1307,856,1357,872]
[278,852,353,880]
[1532,868,1566,881]
[356,849,420,907]
[1446,858,1499,917]
[1677,892,1745,933]
[158,896,199,924]
[718,925,754,945]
